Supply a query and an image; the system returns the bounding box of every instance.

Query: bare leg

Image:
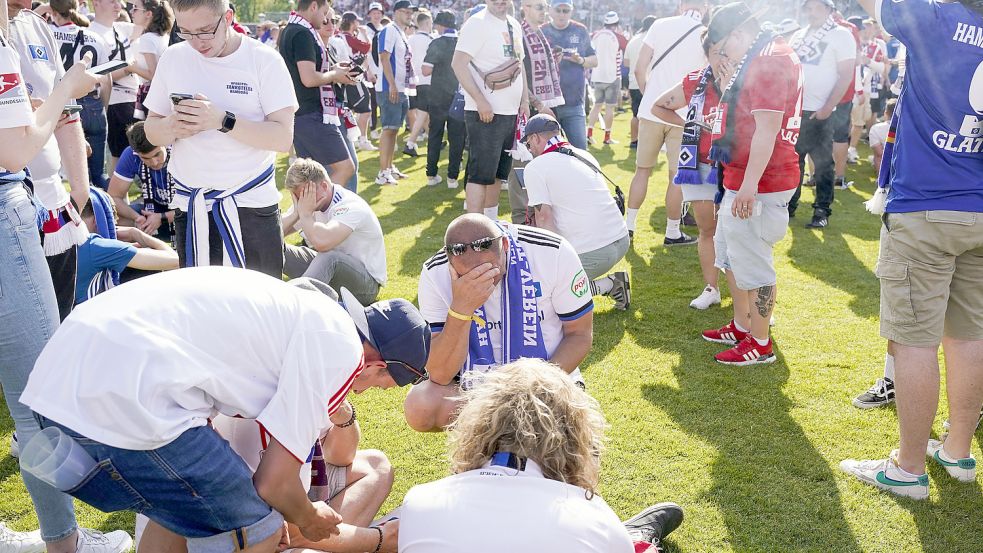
[328,159,355,190]
[664,170,682,221]
[328,451,394,527]
[630,116,638,142]
[941,338,983,459]
[627,166,653,210]
[749,284,775,342]
[408,111,428,145]
[602,104,616,134]
[692,200,718,288]
[137,521,187,553]
[893,342,940,474]
[483,181,502,209]
[464,183,486,214]
[727,269,750,330]
[833,142,848,179]
[357,112,370,142]
[403,380,463,432]
[587,102,602,130]
[379,129,397,171]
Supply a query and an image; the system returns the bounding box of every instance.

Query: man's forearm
[227,117,294,153]
[321,423,360,467]
[145,115,176,147]
[581,55,598,70]
[288,523,381,553]
[55,120,89,209]
[426,321,471,385]
[547,332,591,373]
[741,124,780,192]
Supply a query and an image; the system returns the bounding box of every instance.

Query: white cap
[368,2,384,12]
[603,11,619,25]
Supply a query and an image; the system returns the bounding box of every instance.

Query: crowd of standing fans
[0,0,981,551]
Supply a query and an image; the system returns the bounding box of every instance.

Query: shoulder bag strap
[649,23,701,72]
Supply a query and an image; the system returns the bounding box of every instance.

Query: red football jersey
[681,68,722,165]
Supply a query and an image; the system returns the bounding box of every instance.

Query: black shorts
[870,95,886,117]
[630,89,642,118]
[831,101,852,144]
[464,111,516,185]
[344,83,372,114]
[410,85,430,111]
[173,203,283,277]
[293,111,352,166]
[107,102,136,158]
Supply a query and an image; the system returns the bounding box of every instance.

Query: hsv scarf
[789,14,838,66]
[288,12,340,125]
[676,65,717,186]
[81,187,121,301]
[464,224,547,379]
[709,31,774,165]
[521,19,564,108]
[139,148,174,214]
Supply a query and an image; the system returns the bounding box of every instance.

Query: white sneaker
[75,528,133,553]
[370,128,382,140]
[0,522,44,553]
[357,139,378,151]
[390,166,408,179]
[375,169,397,186]
[927,439,977,482]
[839,450,929,500]
[9,432,19,458]
[447,178,459,189]
[427,175,442,187]
[847,146,859,164]
[689,286,720,310]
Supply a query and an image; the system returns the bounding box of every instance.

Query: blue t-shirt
[113,146,142,181]
[75,234,137,304]
[540,22,595,107]
[885,36,902,83]
[880,0,983,213]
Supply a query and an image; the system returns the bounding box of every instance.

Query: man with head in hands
[405,213,594,432]
[143,0,297,277]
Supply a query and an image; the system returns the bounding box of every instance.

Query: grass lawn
[2,111,981,552]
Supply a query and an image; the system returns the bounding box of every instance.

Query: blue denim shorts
[377,89,409,130]
[41,420,283,553]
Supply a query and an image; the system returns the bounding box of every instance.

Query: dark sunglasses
[444,234,503,257]
[387,359,427,385]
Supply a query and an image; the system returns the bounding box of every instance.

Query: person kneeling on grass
[398,359,684,553]
[282,158,388,305]
[406,213,594,432]
[21,267,430,553]
[520,114,631,310]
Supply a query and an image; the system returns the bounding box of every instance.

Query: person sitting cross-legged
[282,158,387,305]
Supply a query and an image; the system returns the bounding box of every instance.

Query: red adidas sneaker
[702,320,748,345]
[715,336,777,366]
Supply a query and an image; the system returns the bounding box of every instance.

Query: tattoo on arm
[755,285,775,318]
[658,92,678,110]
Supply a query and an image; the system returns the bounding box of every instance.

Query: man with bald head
[407,214,594,432]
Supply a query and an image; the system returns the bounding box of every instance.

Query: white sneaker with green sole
[839,450,929,500]
[927,439,976,483]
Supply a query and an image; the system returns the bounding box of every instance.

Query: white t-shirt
[0,31,34,173]
[524,147,629,254]
[455,10,524,115]
[407,31,433,86]
[9,10,69,208]
[789,24,856,112]
[868,120,890,149]
[637,11,706,125]
[399,459,633,553]
[89,21,140,105]
[22,267,364,462]
[49,22,114,69]
[285,185,388,285]
[144,39,297,210]
[418,223,593,377]
[624,33,644,90]
[328,34,351,64]
[590,29,620,84]
[133,32,168,75]
[375,24,413,93]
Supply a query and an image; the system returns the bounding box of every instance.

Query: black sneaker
[624,502,684,545]
[682,212,697,227]
[664,232,697,246]
[629,140,638,149]
[853,378,895,409]
[402,144,419,157]
[805,209,828,229]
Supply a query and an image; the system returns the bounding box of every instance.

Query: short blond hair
[284,158,330,191]
[448,359,607,497]
[169,0,227,14]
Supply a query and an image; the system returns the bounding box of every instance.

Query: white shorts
[680,163,718,203]
[714,189,795,290]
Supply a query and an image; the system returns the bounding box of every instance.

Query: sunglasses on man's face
[387,360,427,385]
[444,235,502,257]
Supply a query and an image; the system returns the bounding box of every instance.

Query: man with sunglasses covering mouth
[406,214,594,432]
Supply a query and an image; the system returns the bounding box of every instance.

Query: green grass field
[2,112,981,552]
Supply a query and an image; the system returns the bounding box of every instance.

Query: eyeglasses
[176,14,225,41]
[444,234,503,256]
[387,359,427,385]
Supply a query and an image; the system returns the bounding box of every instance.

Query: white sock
[665,218,682,240]
[626,208,639,231]
[884,353,895,382]
[592,276,614,296]
[733,320,749,333]
[483,205,499,220]
[892,462,923,479]
[754,336,769,346]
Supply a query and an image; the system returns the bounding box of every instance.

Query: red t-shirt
[681,68,722,165]
[716,38,803,193]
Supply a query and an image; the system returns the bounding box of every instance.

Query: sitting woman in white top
[143,0,298,277]
[281,158,388,305]
[398,359,684,553]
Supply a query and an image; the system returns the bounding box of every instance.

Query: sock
[604,130,611,141]
[483,205,499,220]
[587,127,594,138]
[733,320,749,333]
[665,218,682,240]
[884,353,895,382]
[754,336,770,346]
[590,276,614,296]
[892,462,923,479]
[626,208,639,231]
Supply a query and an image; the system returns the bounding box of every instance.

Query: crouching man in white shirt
[281,159,388,305]
[143,0,298,277]
[22,267,430,553]
[405,213,594,432]
[398,359,685,552]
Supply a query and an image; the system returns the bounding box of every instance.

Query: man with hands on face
[406,214,594,432]
[143,0,297,277]
[107,121,176,242]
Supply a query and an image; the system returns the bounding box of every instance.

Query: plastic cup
[19,426,97,491]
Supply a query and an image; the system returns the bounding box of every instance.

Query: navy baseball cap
[393,0,418,12]
[339,288,431,386]
[521,114,562,142]
[434,9,457,29]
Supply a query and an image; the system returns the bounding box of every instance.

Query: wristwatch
[219,111,236,133]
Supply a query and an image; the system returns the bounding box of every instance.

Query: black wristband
[336,403,357,428]
[371,526,383,553]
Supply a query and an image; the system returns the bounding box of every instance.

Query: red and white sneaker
[701,320,748,345]
[715,336,777,366]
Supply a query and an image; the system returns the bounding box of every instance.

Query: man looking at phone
[279,0,358,189]
[540,0,597,150]
[405,213,594,432]
[143,0,297,277]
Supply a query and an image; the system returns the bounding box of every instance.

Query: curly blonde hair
[448,359,607,496]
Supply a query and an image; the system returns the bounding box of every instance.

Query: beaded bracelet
[337,404,357,428]
[371,526,383,553]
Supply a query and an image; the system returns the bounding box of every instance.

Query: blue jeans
[42,421,283,553]
[0,182,77,542]
[554,103,588,150]
[79,95,108,190]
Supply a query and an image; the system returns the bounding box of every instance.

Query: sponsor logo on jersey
[28,44,49,61]
[570,269,588,298]
[227,81,254,95]
[0,73,23,96]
